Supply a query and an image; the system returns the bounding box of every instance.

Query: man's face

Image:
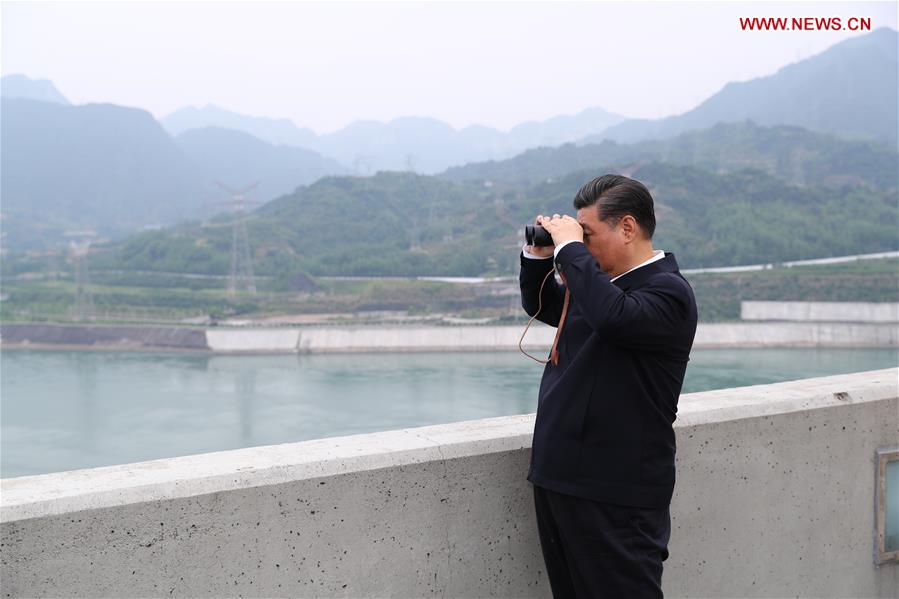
[576,206,624,275]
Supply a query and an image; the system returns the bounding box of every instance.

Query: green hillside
[76,160,898,278]
[86,173,501,278]
[442,121,898,190]
[524,162,898,268]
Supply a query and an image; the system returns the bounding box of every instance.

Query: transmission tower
[65,230,97,321]
[216,182,260,297]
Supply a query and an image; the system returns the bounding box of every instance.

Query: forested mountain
[0,100,348,251]
[4,28,895,267]
[441,121,898,190]
[91,162,898,277]
[524,163,898,268]
[0,98,205,249]
[90,173,497,278]
[586,28,898,146]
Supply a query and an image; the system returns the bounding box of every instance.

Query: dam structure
[1,301,897,353]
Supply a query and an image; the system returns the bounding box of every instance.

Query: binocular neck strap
[518,266,570,366]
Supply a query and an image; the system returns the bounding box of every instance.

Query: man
[519,174,698,598]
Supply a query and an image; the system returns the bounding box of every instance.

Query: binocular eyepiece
[524,225,554,247]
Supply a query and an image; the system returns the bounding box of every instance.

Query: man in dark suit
[519,174,698,598]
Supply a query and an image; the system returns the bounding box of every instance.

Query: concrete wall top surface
[3,367,896,524]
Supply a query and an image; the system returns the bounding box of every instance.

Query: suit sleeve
[554,242,693,349]
[519,250,565,328]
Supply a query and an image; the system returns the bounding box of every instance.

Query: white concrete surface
[208,323,896,353]
[205,328,301,351]
[741,301,899,323]
[296,324,556,353]
[694,322,899,348]
[2,369,897,597]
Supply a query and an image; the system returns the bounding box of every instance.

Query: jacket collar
[612,252,681,291]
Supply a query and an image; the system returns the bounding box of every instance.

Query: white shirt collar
[610,250,666,282]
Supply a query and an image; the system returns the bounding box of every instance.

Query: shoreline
[1,321,896,353]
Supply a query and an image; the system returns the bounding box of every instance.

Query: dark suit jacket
[520,242,698,508]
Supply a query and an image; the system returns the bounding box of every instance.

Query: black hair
[572,174,656,239]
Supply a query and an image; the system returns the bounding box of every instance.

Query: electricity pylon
[64,230,97,321]
[216,182,260,297]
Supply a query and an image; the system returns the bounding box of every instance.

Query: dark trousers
[533,484,671,598]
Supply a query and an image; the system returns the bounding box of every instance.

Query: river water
[1,347,895,478]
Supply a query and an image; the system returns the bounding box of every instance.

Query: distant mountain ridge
[586,27,898,146]
[0,74,69,105]
[3,27,896,256]
[162,104,320,148]
[161,105,628,174]
[0,99,350,251]
[159,28,899,173]
[176,127,350,205]
[0,97,205,249]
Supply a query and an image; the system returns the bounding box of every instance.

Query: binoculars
[524,225,554,247]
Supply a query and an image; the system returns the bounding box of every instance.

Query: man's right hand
[525,214,556,257]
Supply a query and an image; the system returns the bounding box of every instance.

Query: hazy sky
[2,1,896,134]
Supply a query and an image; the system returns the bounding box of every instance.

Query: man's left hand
[540,214,584,246]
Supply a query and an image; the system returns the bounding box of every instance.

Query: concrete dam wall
[2,320,896,353]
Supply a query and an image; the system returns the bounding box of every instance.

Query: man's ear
[620,215,638,242]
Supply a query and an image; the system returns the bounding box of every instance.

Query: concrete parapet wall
[2,369,897,597]
[742,301,899,323]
